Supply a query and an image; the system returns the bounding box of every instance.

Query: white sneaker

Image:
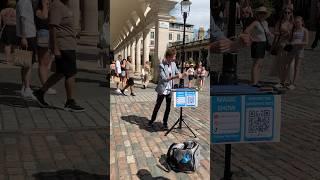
[274,83,283,88]
[46,88,57,95]
[125,89,128,92]
[287,84,296,90]
[23,88,35,99]
[115,89,121,94]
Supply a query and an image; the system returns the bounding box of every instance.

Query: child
[286,16,308,90]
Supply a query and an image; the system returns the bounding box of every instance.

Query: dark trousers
[150,94,172,125]
[312,23,320,49]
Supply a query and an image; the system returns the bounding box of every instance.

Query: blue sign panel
[174,89,197,107]
[244,95,274,141]
[211,96,242,143]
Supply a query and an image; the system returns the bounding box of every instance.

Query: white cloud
[170,0,210,30]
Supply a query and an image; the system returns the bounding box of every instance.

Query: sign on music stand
[165,88,198,137]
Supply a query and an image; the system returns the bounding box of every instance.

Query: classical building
[149,21,194,56]
[111,0,180,81]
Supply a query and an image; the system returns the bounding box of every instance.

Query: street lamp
[179,0,192,87]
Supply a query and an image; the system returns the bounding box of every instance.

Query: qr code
[246,108,273,138]
[187,96,195,105]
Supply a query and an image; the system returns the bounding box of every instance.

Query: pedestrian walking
[244,6,272,87]
[35,0,56,95]
[187,63,195,88]
[115,55,122,93]
[0,1,17,64]
[196,62,206,91]
[110,60,116,83]
[16,0,37,98]
[142,61,150,89]
[148,48,186,130]
[120,58,127,91]
[120,57,135,96]
[33,0,84,112]
[286,16,308,90]
[272,7,294,88]
[311,0,320,49]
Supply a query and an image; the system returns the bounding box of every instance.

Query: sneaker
[142,85,146,89]
[274,83,284,89]
[46,88,57,95]
[23,88,35,99]
[64,99,85,112]
[286,84,296,90]
[33,90,49,107]
[131,93,136,96]
[120,89,127,96]
[148,121,154,128]
[115,89,121,94]
[125,89,128,92]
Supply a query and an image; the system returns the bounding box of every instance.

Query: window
[185,35,189,42]
[169,33,173,40]
[150,40,154,45]
[150,32,155,39]
[177,34,181,41]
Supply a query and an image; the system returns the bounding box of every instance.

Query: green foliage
[251,0,274,12]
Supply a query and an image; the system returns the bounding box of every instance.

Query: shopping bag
[114,76,120,83]
[13,48,32,68]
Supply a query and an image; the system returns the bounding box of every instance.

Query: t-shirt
[49,0,76,50]
[0,8,16,26]
[250,21,269,42]
[115,60,121,74]
[126,62,134,78]
[163,64,173,95]
[16,0,36,38]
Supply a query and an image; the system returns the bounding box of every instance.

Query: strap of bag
[167,143,177,161]
[258,21,269,44]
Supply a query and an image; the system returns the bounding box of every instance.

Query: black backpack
[166,140,200,172]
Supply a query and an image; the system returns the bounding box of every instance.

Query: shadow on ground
[137,169,170,180]
[121,115,166,132]
[33,169,108,180]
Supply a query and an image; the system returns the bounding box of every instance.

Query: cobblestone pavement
[110,48,320,180]
[0,47,108,179]
[210,48,320,179]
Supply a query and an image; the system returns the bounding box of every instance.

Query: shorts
[18,37,37,63]
[288,48,304,59]
[121,70,126,77]
[251,42,266,59]
[36,29,49,48]
[1,25,17,45]
[188,75,194,81]
[55,50,77,78]
[111,69,115,76]
[127,77,134,86]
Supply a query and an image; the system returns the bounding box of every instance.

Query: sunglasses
[284,11,292,14]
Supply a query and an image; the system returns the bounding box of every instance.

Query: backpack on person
[166,140,200,173]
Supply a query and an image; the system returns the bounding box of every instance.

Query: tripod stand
[164,90,197,138]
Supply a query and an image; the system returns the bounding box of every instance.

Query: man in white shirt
[16,0,37,98]
[115,55,122,93]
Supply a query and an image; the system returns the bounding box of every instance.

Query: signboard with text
[173,89,198,108]
[211,95,281,144]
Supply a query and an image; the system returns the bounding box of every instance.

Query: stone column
[143,29,150,63]
[125,46,128,59]
[131,40,136,71]
[68,0,81,32]
[136,35,142,72]
[82,0,99,36]
[127,44,131,58]
[154,18,170,82]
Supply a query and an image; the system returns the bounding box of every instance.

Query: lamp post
[179,0,191,128]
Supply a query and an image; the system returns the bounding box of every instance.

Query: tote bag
[13,48,32,68]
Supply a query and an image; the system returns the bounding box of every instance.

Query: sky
[170,0,210,30]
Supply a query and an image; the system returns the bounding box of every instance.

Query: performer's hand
[178,73,183,79]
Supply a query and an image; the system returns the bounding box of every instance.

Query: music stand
[165,88,197,138]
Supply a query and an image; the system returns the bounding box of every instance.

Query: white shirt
[16,0,36,38]
[250,21,269,42]
[115,60,121,74]
[163,64,173,95]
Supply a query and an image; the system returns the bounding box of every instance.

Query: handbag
[13,48,33,68]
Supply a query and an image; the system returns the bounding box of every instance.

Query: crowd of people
[185,61,207,90]
[0,0,84,112]
[211,0,314,90]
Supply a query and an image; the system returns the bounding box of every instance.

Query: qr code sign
[245,107,273,139]
[187,96,195,105]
